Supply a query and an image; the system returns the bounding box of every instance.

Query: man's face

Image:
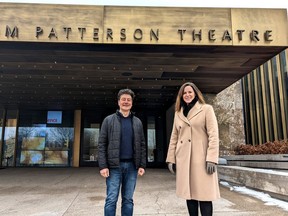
[118,94,133,112]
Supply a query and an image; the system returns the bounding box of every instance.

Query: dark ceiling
[0,41,286,112]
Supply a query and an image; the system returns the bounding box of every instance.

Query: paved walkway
[0,167,287,216]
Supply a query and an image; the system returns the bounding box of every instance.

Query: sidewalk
[0,167,287,216]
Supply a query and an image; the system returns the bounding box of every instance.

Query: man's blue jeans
[104,161,138,216]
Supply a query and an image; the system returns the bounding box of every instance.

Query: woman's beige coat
[166,102,220,201]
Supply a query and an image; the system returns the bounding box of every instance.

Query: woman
[166,82,220,216]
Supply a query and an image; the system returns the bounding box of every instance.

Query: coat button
[188,139,191,142]
[181,141,183,143]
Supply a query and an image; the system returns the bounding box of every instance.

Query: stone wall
[205,80,245,156]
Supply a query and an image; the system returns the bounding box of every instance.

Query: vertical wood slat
[253,69,262,144]
[73,110,81,167]
[242,78,251,144]
[260,65,270,142]
[247,73,256,145]
[267,60,279,140]
[284,50,288,139]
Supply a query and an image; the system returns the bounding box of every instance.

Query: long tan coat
[166,102,220,201]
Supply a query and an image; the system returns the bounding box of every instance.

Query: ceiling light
[122,72,132,76]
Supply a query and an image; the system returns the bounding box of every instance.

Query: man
[98,88,146,216]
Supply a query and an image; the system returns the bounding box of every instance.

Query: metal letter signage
[5,25,18,38]
[2,26,278,44]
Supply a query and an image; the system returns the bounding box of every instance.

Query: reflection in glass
[0,117,2,165]
[147,117,156,162]
[45,127,73,150]
[20,151,44,165]
[44,151,68,165]
[83,126,99,161]
[17,127,74,166]
[22,137,45,150]
[2,126,17,166]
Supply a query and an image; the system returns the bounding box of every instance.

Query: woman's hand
[206,162,216,174]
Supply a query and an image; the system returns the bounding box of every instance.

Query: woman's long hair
[175,82,206,112]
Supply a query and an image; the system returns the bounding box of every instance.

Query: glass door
[82,124,99,164]
[147,116,156,164]
[80,111,101,166]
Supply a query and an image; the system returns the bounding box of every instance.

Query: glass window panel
[147,117,156,162]
[17,110,74,167]
[2,110,18,166]
[45,127,73,150]
[2,126,17,166]
[82,124,100,162]
[20,150,44,165]
[22,137,45,150]
[0,110,3,165]
[44,151,68,165]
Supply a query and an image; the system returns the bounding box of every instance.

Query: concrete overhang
[0,3,287,111]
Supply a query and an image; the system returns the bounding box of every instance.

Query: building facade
[0,3,287,167]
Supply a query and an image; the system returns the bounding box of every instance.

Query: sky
[0,0,287,9]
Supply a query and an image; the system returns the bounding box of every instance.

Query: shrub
[234,140,288,155]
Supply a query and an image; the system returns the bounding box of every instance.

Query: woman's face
[182,85,195,104]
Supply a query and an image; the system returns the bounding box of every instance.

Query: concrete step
[218,165,288,201]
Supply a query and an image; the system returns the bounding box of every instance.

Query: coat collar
[177,101,203,123]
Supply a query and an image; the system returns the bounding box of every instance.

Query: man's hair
[117,89,135,101]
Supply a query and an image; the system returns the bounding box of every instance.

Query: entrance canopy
[0,3,287,111]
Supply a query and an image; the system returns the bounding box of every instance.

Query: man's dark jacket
[98,111,146,170]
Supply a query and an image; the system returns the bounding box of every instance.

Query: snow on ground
[220,181,288,212]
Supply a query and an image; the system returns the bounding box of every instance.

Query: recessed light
[122,72,132,76]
